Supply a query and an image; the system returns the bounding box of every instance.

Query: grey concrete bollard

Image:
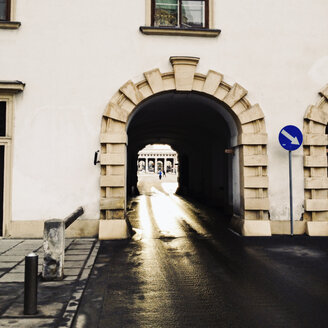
[42,219,65,280]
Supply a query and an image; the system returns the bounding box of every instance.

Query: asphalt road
[73,174,328,328]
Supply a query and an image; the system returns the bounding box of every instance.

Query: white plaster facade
[1,0,328,237]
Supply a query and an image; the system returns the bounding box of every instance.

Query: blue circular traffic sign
[278,125,303,151]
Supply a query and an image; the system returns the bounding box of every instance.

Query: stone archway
[99,56,270,239]
[303,84,328,235]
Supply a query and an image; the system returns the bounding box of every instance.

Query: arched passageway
[127,91,238,215]
[99,56,270,239]
[303,84,328,235]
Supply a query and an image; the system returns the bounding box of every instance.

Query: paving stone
[10,265,42,274]
[65,255,88,261]
[63,261,85,268]
[0,238,97,328]
[63,268,81,275]
[63,275,79,281]
[3,301,64,317]
[65,250,90,255]
[68,245,92,249]
[0,273,24,282]
[0,262,13,269]
[3,249,40,255]
[0,318,56,328]
[0,256,24,262]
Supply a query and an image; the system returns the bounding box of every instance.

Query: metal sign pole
[289,150,293,236]
[279,125,303,237]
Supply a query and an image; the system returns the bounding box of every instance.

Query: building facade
[0,0,328,238]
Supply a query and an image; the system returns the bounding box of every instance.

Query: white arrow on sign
[281,129,300,145]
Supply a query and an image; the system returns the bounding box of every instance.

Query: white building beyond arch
[137,145,178,173]
[99,56,271,239]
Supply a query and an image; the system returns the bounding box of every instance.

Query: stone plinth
[42,219,65,280]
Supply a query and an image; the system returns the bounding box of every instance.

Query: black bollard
[24,252,38,315]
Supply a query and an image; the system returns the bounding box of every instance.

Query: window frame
[0,96,12,237]
[151,0,209,29]
[0,82,24,236]
[0,0,20,29]
[0,0,11,21]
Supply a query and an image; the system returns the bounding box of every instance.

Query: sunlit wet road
[73,174,328,328]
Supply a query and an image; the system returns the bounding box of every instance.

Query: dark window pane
[154,0,178,27]
[182,0,205,28]
[0,0,8,21]
[0,102,6,136]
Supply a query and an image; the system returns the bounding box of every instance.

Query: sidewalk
[0,238,99,328]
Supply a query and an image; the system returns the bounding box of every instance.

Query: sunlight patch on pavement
[162,182,178,194]
[151,194,186,238]
[139,195,153,237]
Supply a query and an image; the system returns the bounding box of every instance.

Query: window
[0,0,10,21]
[152,0,208,29]
[0,0,21,29]
[141,0,220,37]
[0,101,6,136]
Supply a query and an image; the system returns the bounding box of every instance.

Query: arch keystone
[170,56,200,91]
[223,83,248,107]
[119,80,144,105]
[144,69,165,94]
[202,70,223,95]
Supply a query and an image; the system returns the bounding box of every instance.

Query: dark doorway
[0,145,4,236]
[0,101,6,236]
[127,91,237,214]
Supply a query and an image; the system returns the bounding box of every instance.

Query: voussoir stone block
[244,198,270,210]
[100,153,125,165]
[304,177,328,189]
[42,219,65,280]
[119,80,144,105]
[304,155,327,167]
[244,176,269,188]
[223,83,248,107]
[100,175,125,187]
[303,134,328,146]
[100,197,125,210]
[144,69,165,94]
[104,102,129,123]
[100,133,127,144]
[239,133,268,145]
[202,70,223,95]
[244,155,268,166]
[319,84,328,99]
[305,199,328,211]
[239,104,264,124]
[304,105,328,125]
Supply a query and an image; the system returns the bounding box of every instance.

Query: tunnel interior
[127,91,240,215]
